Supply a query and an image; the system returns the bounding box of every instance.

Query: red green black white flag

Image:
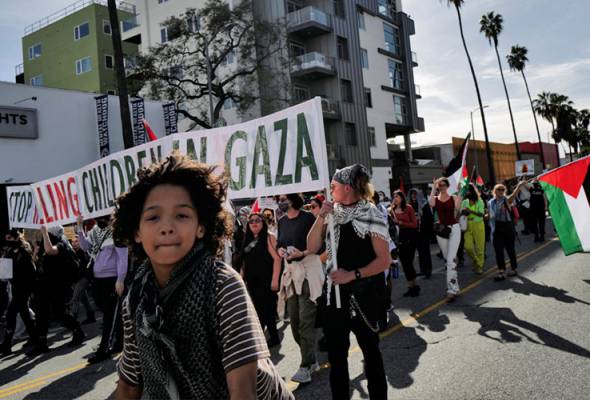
[538,155,590,255]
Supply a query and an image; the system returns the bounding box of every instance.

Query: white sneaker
[291,367,312,383]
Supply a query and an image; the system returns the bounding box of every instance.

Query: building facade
[121,0,423,193]
[16,0,138,95]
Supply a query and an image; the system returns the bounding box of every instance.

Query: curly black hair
[112,153,232,259]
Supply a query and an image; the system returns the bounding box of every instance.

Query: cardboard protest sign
[6,185,41,229]
[516,159,535,177]
[31,172,80,227]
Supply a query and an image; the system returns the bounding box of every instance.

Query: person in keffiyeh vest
[307,164,391,400]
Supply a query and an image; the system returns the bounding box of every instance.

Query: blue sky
[1,0,589,150]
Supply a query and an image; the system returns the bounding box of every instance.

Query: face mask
[278,201,290,212]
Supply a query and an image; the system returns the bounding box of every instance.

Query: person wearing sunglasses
[489,180,528,281]
[241,213,282,347]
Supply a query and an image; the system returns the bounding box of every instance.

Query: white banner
[516,159,535,177]
[9,98,329,227]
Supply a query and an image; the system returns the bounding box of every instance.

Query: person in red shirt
[390,190,420,297]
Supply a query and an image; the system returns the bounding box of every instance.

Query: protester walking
[113,154,293,400]
[307,164,390,400]
[28,226,86,356]
[489,181,528,281]
[241,212,282,347]
[429,178,462,300]
[276,193,324,384]
[461,184,486,274]
[0,229,37,356]
[529,180,547,242]
[409,189,433,278]
[76,215,128,364]
[390,190,420,297]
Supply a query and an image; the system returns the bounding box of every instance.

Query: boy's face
[135,184,204,270]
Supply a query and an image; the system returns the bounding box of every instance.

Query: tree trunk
[107,0,134,149]
[456,7,496,184]
[495,45,521,160]
[521,71,546,168]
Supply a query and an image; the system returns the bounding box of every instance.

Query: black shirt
[337,222,376,272]
[276,210,315,261]
[530,186,545,211]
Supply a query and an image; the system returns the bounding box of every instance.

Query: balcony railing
[122,15,139,32]
[414,84,421,97]
[321,98,340,119]
[411,51,418,64]
[291,52,335,75]
[24,0,135,35]
[288,6,331,30]
[15,63,24,76]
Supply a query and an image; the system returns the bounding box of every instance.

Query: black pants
[248,285,278,340]
[5,288,36,338]
[323,287,387,400]
[35,280,81,339]
[398,229,418,282]
[92,277,121,353]
[416,229,433,276]
[493,222,517,271]
[530,210,546,238]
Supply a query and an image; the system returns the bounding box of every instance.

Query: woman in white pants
[429,178,463,301]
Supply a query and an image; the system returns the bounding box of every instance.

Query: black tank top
[242,236,274,288]
[337,222,376,272]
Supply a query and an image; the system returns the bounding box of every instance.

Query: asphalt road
[1,221,589,399]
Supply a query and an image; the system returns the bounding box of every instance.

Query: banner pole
[326,187,341,309]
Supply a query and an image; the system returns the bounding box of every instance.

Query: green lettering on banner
[274,118,292,185]
[137,150,147,168]
[82,171,94,213]
[150,146,163,164]
[200,137,207,164]
[110,159,126,199]
[295,113,319,183]
[90,169,103,211]
[250,125,272,188]
[225,131,247,191]
[172,140,180,151]
[186,139,197,160]
[124,155,137,187]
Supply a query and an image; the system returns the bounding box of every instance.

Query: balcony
[15,63,24,84]
[290,52,336,80]
[122,15,139,32]
[321,98,341,120]
[414,84,421,99]
[287,6,332,37]
[411,51,418,66]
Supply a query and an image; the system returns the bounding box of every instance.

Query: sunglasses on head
[249,218,263,224]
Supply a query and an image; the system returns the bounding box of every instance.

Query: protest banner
[163,103,178,136]
[6,185,41,229]
[95,94,110,158]
[516,159,535,177]
[31,172,80,227]
[131,98,147,146]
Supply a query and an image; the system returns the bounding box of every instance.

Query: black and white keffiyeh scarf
[88,225,113,258]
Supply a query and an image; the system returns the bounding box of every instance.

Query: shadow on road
[23,359,117,399]
[463,305,590,358]
[497,275,590,305]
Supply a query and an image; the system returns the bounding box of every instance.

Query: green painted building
[20,0,138,94]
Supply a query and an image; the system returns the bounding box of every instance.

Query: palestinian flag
[470,166,484,188]
[444,133,470,195]
[142,118,158,142]
[538,155,590,255]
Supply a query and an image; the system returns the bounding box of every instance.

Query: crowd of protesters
[0,153,549,399]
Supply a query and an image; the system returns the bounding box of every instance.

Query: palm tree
[507,45,545,168]
[107,0,134,149]
[480,12,521,160]
[442,0,496,184]
[533,91,556,137]
[555,104,577,161]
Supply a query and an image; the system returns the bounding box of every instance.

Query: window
[357,11,365,30]
[75,57,92,75]
[221,50,235,66]
[107,89,116,95]
[378,0,396,18]
[345,123,357,146]
[287,2,302,13]
[103,20,111,35]
[187,15,200,32]
[30,75,43,86]
[337,36,349,61]
[160,27,169,43]
[224,98,237,110]
[74,22,90,40]
[368,127,376,147]
[158,0,169,3]
[388,59,403,89]
[333,0,345,18]
[105,54,114,69]
[28,44,42,60]
[289,41,306,57]
[364,88,372,108]
[384,23,401,55]
[293,85,310,102]
[393,95,408,125]
[361,48,369,69]
[341,79,353,103]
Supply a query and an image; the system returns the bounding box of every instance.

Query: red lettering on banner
[67,177,80,215]
[36,187,54,223]
[45,184,59,221]
[53,181,70,219]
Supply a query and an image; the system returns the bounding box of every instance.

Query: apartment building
[15,0,139,95]
[122,0,423,193]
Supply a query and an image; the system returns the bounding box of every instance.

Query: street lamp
[470,105,489,177]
